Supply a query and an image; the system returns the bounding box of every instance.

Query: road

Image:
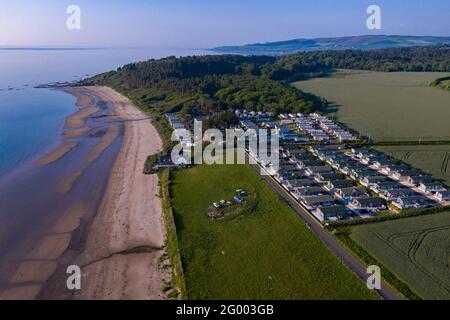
[249,163,400,300]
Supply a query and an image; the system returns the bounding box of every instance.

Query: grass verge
[159,168,187,299]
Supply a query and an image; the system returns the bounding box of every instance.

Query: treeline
[85,55,327,124]
[272,46,450,78]
[84,46,449,127]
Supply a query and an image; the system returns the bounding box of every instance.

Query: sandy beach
[0,86,169,300]
[72,86,169,300]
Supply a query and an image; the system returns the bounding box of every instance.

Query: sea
[0,47,211,178]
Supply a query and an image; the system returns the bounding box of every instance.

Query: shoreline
[71,86,169,300]
[0,86,169,300]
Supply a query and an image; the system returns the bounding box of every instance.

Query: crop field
[294,70,450,142]
[375,145,450,185]
[170,164,378,299]
[350,211,450,299]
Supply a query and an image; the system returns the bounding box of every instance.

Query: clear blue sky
[0,0,448,47]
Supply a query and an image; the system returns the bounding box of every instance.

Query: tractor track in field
[381,225,450,294]
[441,152,450,174]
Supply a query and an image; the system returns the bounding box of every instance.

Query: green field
[170,164,378,299]
[375,145,450,185]
[350,211,450,299]
[294,70,450,142]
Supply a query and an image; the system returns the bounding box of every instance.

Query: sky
[0,0,449,48]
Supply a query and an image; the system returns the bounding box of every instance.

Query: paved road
[249,163,400,300]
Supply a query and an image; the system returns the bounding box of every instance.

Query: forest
[84,46,449,127]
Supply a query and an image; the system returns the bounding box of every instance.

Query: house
[380,189,417,201]
[283,178,319,190]
[392,196,430,210]
[350,197,386,211]
[304,165,333,177]
[381,164,410,175]
[406,175,433,186]
[418,182,446,193]
[372,181,404,193]
[335,187,370,203]
[349,169,379,180]
[301,195,335,209]
[295,187,328,197]
[297,159,324,169]
[316,172,344,182]
[435,190,450,202]
[316,205,348,221]
[391,169,422,181]
[373,159,397,170]
[361,175,389,186]
[326,179,355,190]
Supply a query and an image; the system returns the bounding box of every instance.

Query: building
[350,197,386,211]
[372,181,404,193]
[406,175,433,186]
[392,196,430,210]
[283,178,318,190]
[326,179,355,190]
[335,187,370,203]
[360,175,389,186]
[316,205,348,221]
[380,189,417,201]
[304,165,333,177]
[295,187,328,197]
[301,195,335,209]
[435,190,450,202]
[316,172,344,182]
[418,182,446,193]
[391,169,423,181]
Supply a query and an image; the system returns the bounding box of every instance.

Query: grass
[349,211,450,299]
[159,169,187,299]
[375,145,450,185]
[431,76,450,91]
[293,70,450,142]
[170,164,379,300]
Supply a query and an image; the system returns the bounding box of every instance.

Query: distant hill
[212,35,450,55]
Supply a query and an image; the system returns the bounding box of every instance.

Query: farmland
[170,164,378,300]
[375,145,450,185]
[293,70,450,142]
[350,211,450,299]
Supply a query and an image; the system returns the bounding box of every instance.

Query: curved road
[249,163,400,300]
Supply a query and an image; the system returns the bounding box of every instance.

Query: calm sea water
[0,47,211,178]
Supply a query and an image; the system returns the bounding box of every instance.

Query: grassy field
[375,145,450,185]
[294,70,450,142]
[170,164,378,300]
[350,211,450,299]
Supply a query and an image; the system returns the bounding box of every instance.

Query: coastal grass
[170,164,378,300]
[293,70,450,142]
[159,169,187,299]
[374,145,450,185]
[348,211,450,300]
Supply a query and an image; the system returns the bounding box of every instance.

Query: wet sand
[0,86,169,300]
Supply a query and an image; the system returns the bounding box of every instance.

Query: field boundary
[159,168,187,299]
